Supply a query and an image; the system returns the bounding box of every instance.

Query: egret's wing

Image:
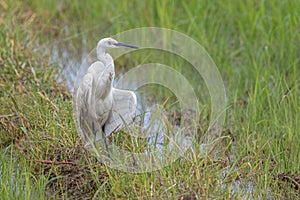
[88,61,114,100]
[104,88,137,136]
[87,61,106,74]
[76,73,102,145]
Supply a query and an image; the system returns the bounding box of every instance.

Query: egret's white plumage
[75,38,138,147]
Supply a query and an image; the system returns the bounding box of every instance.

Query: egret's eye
[108,41,112,45]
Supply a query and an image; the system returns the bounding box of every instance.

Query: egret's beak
[115,42,139,49]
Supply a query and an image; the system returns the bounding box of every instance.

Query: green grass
[1,0,299,199]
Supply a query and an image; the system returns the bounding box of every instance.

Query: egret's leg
[102,125,111,159]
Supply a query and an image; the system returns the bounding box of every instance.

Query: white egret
[75,38,138,148]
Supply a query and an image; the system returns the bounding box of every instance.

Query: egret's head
[97,38,138,51]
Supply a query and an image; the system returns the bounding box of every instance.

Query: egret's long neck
[96,47,115,93]
[97,48,114,67]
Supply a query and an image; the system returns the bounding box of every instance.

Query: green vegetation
[1,0,299,199]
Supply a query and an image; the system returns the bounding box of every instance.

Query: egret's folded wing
[104,88,137,136]
[76,73,102,143]
[88,61,114,99]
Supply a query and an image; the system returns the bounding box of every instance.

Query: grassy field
[1,0,299,199]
